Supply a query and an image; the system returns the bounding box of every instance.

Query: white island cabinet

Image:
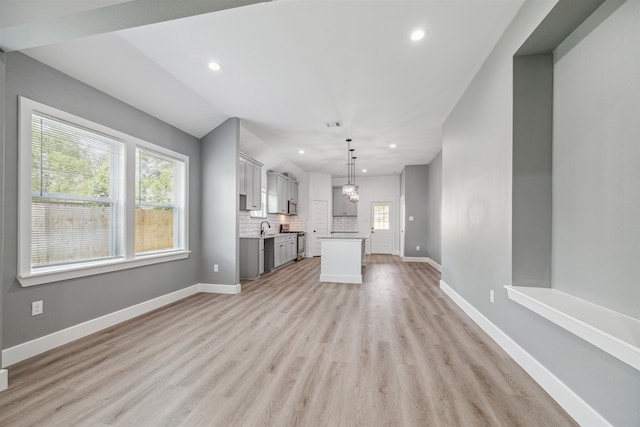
[319,235,367,284]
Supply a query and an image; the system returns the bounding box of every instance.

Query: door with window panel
[370,202,393,254]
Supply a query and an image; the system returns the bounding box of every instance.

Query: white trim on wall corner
[2,283,241,369]
[0,369,7,392]
[439,280,612,427]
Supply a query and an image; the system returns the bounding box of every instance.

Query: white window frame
[134,146,187,255]
[18,96,190,287]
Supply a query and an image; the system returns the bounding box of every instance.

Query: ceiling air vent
[324,121,342,128]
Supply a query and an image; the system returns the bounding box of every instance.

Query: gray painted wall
[426,152,441,264]
[552,0,639,318]
[402,165,428,258]
[200,118,240,285]
[3,52,202,348]
[441,1,639,425]
[0,51,6,368]
[512,54,553,287]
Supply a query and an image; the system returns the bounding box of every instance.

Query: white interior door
[400,196,405,257]
[311,200,328,256]
[370,202,393,254]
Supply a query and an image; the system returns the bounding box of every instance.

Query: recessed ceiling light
[390,144,397,148]
[208,62,221,71]
[362,169,367,173]
[299,150,305,154]
[410,29,425,42]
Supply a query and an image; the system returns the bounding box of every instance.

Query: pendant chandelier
[342,138,359,202]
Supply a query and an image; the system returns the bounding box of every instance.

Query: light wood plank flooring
[0,255,576,426]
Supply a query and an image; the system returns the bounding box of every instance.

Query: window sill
[18,251,191,287]
[504,285,640,371]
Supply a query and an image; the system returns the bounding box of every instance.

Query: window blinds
[31,113,124,268]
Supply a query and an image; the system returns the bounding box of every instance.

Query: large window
[19,97,189,286]
[135,148,183,254]
[31,113,125,267]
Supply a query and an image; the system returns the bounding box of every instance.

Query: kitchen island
[319,234,367,284]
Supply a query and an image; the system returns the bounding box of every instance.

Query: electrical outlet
[416,245,420,251]
[214,264,219,272]
[489,290,495,303]
[31,300,43,316]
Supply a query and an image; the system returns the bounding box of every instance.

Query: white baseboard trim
[198,283,241,294]
[401,256,441,272]
[426,258,441,271]
[0,369,7,392]
[439,280,611,427]
[2,282,242,369]
[320,274,362,284]
[402,256,429,262]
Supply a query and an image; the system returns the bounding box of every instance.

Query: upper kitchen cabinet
[239,153,263,211]
[287,177,298,203]
[333,186,358,217]
[267,172,298,215]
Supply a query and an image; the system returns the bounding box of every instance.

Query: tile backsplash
[239,211,288,235]
[332,216,358,232]
[288,215,307,232]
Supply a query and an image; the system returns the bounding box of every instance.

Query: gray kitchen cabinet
[267,172,298,214]
[287,174,299,204]
[239,154,263,211]
[333,186,358,217]
[273,234,297,268]
[287,177,298,203]
[239,237,265,280]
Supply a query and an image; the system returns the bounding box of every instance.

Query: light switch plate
[408,216,414,221]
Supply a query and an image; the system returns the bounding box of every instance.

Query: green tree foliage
[32,116,114,199]
[31,115,175,206]
[136,150,175,205]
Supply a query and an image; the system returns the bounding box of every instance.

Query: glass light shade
[349,192,360,202]
[342,184,355,195]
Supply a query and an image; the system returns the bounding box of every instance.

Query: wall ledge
[504,285,640,371]
[440,280,611,427]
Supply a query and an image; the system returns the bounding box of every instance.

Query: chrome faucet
[260,221,271,236]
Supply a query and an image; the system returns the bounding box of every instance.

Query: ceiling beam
[0,0,270,52]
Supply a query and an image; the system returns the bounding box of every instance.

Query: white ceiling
[16,0,524,178]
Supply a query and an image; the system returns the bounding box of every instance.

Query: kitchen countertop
[239,233,296,239]
[319,234,368,240]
